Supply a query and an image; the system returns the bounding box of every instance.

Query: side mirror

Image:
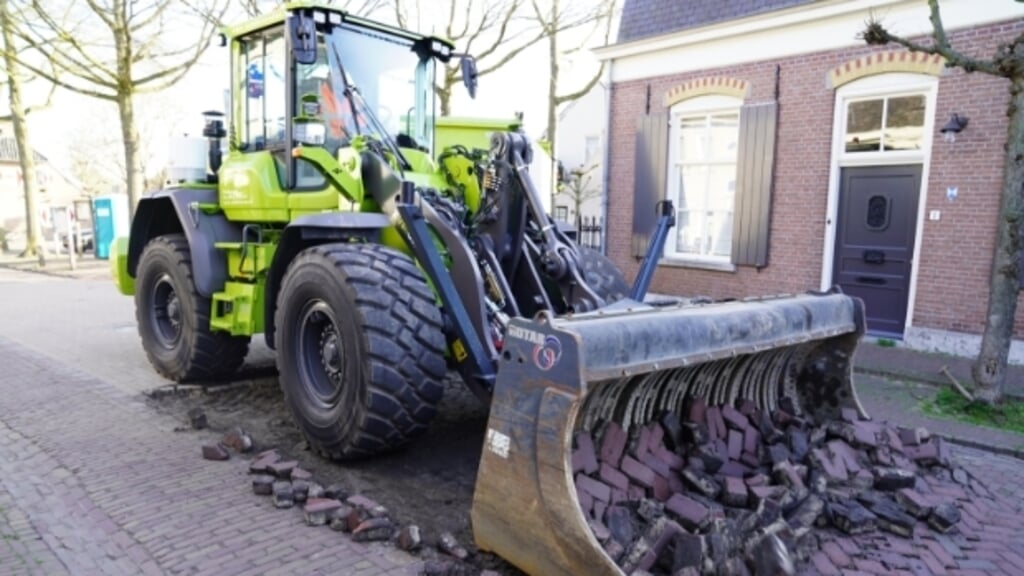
[460,55,478,99]
[289,11,317,65]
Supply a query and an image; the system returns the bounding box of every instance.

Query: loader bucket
[471,290,866,576]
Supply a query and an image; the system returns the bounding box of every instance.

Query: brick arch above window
[828,51,946,89]
[663,77,750,107]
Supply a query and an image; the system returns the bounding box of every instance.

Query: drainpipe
[599,60,613,255]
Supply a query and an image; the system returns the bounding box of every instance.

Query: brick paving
[2,269,1024,575]
[0,336,421,576]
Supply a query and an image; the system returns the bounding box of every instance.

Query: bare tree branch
[861,0,1002,76]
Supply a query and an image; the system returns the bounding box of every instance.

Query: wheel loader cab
[215,5,451,223]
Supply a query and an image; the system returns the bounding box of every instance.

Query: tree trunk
[546,1,559,214]
[438,67,455,117]
[971,77,1024,404]
[1,0,43,260]
[116,92,144,219]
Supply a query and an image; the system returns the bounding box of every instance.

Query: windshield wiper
[326,29,411,172]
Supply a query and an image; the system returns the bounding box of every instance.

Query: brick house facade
[594,0,1024,361]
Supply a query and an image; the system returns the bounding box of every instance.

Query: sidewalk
[852,342,1024,459]
[855,341,1024,399]
[0,252,111,280]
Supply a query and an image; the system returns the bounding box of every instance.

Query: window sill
[658,258,737,273]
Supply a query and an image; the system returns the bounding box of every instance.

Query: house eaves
[592,0,1022,82]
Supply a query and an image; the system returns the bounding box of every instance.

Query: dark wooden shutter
[731,102,778,267]
[632,113,669,257]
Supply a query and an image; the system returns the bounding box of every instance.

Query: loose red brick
[828,439,863,474]
[576,473,611,502]
[745,473,769,487]
[621,455,656,488]
[635,426,652,459]
[727,429,743,460]
[665,493,709,530]
[852,421,880,447]
[577,488,594,516]
[588,519,610,542]
[611,488,627,504]
[722,477,748,507]
[718,460,748,478]
[652,474,671,502]
[812,447,848,482]
[896,488,934,519]
[705,407,724,441]
[740,450,761,469]
[599,462,630,491]
[668,472,686,494]
[573,431,599,475]
[628,484,646,501]
[652,445,685,470]
[721,405,749,431]
[880,428,905,454]
[749,485,785,506]
[640,450,673,479]
[647,422,665,453]
[735,398,757,416]
[600,422,627,467]
[743,427,760,454]
[898,426,927,446]
[687,397,707,424]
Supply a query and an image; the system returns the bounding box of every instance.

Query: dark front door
[832,165,922,337]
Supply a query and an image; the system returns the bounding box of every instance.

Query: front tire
[274,243,447,460]
[134,234,250,382]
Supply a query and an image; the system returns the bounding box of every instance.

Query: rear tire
[579,246,630,303]
[274,243,447,460]
[134,234,250,382]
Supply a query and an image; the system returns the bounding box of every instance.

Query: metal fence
[576,216,603,252]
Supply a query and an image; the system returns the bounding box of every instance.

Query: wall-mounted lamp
[940,113,969,143]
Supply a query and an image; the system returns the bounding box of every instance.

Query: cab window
[239,29,287,151]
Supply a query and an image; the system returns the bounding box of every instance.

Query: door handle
[856,276,887,285]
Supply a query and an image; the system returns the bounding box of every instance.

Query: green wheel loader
[111,2,870,574]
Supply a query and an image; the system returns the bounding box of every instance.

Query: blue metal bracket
[629,199,675,302]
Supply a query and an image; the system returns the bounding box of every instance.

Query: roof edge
[593,0,901,61]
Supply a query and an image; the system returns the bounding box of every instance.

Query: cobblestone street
[1,266,1024,575]
[0,332,421,576]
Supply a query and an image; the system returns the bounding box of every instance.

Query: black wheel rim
[297,299,345,407]
[150,274,182,349]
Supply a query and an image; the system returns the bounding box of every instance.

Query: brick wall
[607,18,1024,338]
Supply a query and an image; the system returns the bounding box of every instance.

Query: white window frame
[665,94,742,270]
[820,72,939,333]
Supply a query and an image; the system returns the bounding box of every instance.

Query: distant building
[0,122,85,244]
[554,82,607,224]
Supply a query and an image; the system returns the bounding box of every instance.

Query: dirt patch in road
[144,368,525,575]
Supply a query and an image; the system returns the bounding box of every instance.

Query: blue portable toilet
[92,194,130,260]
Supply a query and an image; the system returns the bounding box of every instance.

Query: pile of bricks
[572,397,964,575]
